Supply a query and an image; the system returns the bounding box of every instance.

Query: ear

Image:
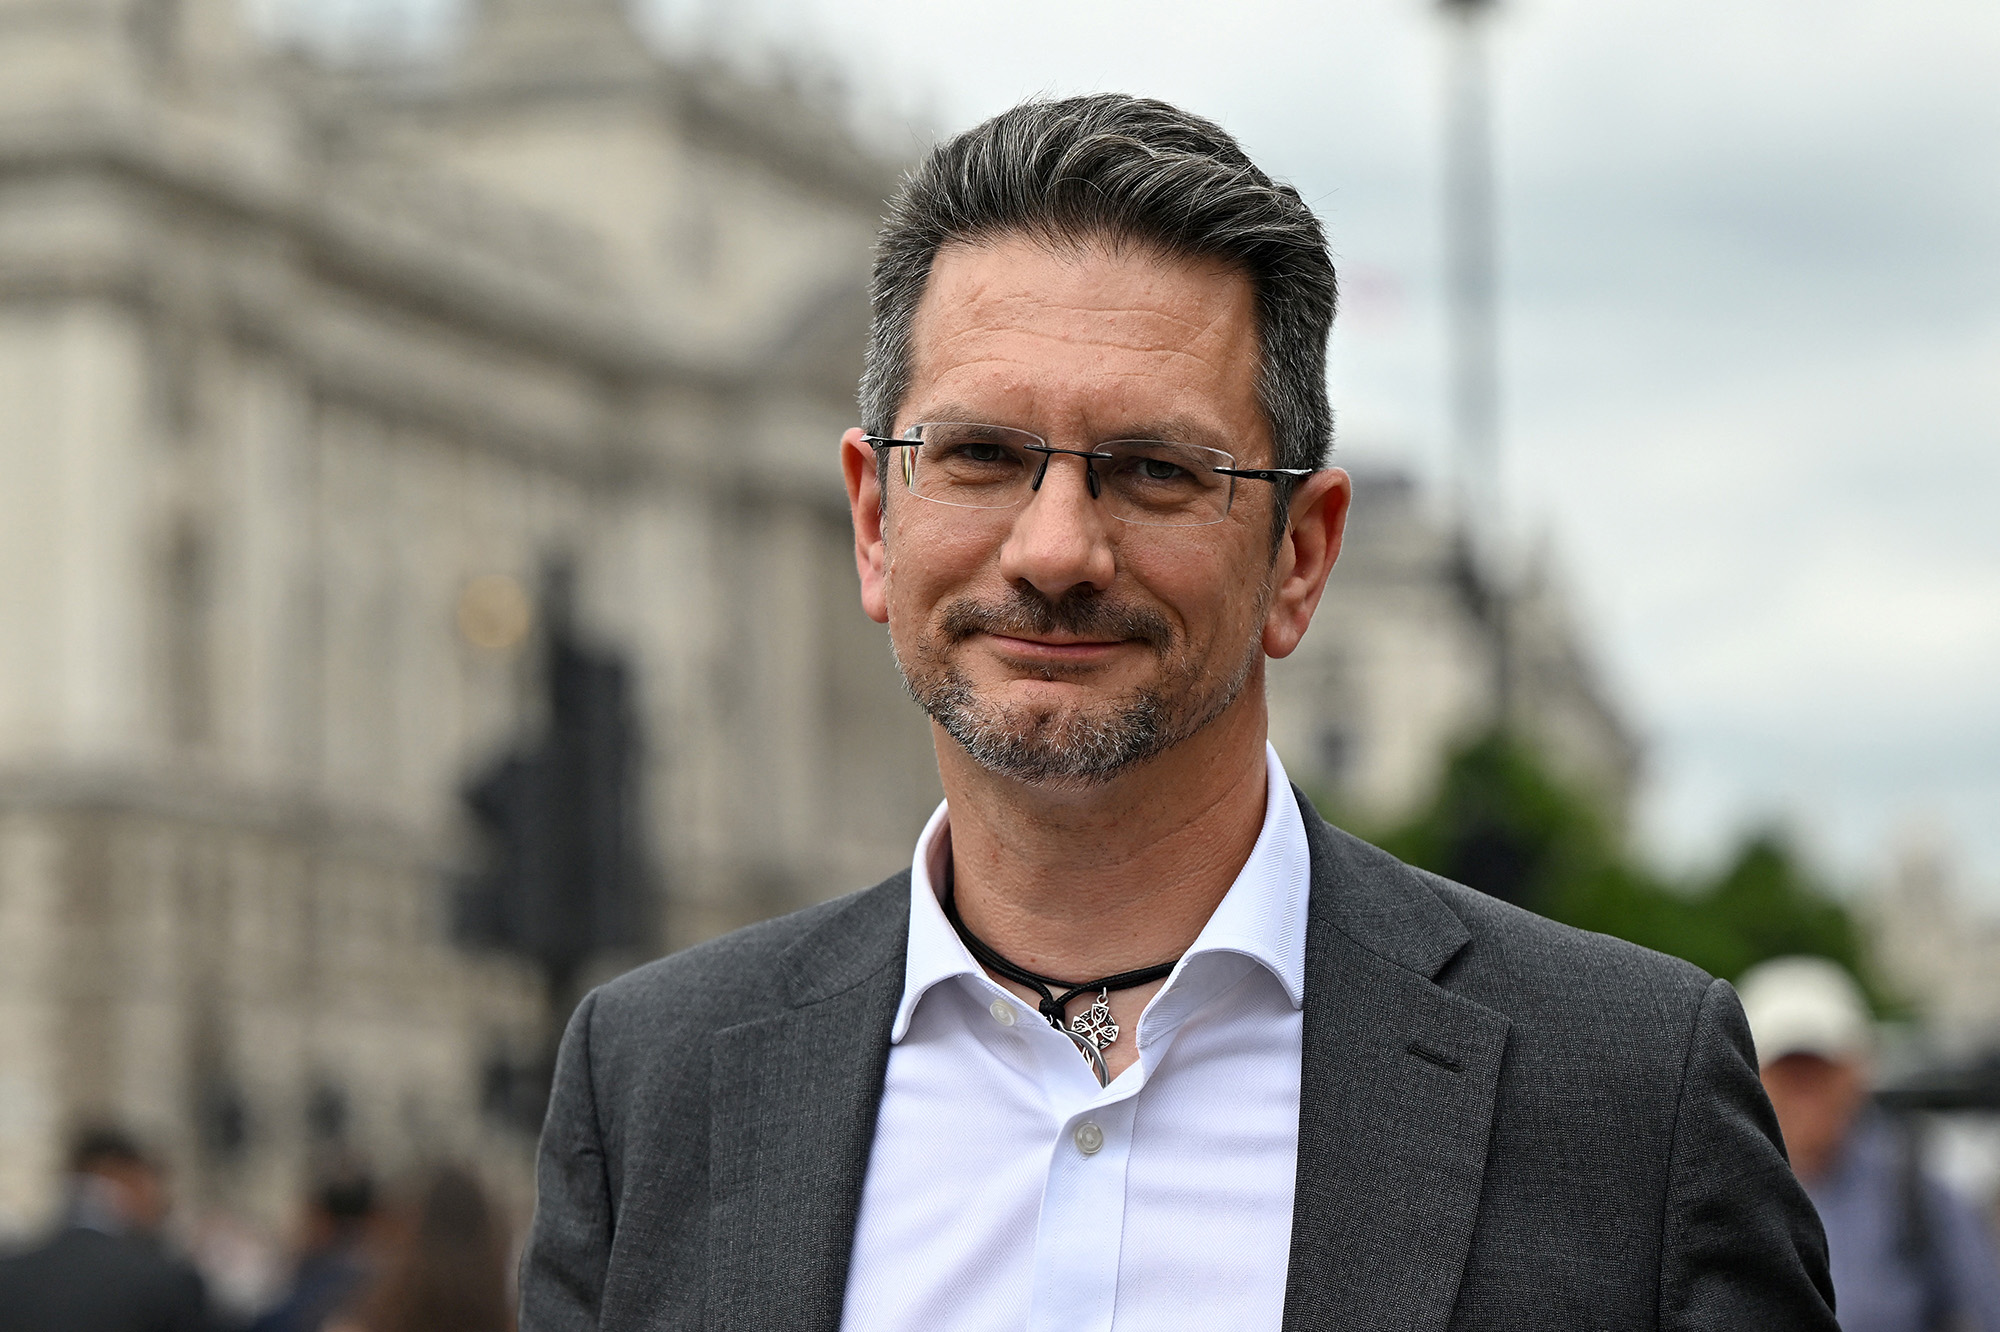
[1262,467,1351,659]
[842,427,891,624]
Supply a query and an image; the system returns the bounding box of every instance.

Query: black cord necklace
[940,859,1182,1079]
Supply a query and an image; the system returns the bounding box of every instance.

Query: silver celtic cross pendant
[1069,989,1120,1051]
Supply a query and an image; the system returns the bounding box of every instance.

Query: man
[519,93,1834,1329]
[0,1126,211,1332]
[1742,955,2000,1331]
[248,1164,379,1332]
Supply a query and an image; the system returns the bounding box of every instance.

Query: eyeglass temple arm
[1214,467,1320,482]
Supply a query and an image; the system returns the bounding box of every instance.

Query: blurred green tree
[1357,729,1878,999]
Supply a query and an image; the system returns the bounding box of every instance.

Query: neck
[934,684,1272,982]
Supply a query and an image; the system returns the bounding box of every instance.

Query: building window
[165,521,213,748]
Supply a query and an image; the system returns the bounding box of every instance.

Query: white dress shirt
[841,744,1310,1332]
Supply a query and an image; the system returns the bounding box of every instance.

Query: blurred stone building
[0,0,1633,1239]
[0,0,935,1236]
[1268,469,1637,828]
[1873,839,2000,1052]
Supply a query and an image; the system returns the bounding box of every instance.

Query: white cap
[1736,955,1872,1065]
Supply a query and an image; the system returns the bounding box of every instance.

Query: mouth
[982,632,1134,663]
[936,589,1174,666]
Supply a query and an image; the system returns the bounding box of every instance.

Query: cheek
[883,515,997,619]
[1129,546,1264,646]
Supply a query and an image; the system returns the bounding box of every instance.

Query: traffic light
[456,568,654,1002]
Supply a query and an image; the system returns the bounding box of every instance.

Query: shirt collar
[893,742,1311,1042]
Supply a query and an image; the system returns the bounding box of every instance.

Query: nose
[997,451,1116,601]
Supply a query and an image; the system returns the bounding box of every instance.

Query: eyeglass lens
[900,423,1236,528]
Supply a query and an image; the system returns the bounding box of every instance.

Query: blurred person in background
[0,1125,212,1332]
[1743,955,2000,1331]
[328,1166,513,1332]
[248,1164,381,1332]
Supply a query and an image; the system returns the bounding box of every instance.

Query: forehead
[903,234,1265,448]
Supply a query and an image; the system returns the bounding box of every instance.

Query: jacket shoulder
[0,1229,205,1320]
[1425,866,1711,996]
[584,871,911,1047]
[1301,803,1714,1042]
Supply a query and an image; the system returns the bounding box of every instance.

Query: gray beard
[893,586,1262,786]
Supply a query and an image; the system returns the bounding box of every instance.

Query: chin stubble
[892,586,1263,786]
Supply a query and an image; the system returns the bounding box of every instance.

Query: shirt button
[1073,1122,1105,1156]
[988,998,1017,1027]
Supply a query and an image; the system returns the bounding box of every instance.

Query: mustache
[936,587,1172,651]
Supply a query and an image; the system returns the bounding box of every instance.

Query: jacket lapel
[1283,799,1511,1332]
[706,878,909,1332]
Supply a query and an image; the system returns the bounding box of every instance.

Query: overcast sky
[285,0,2000,898]
[676,0,2000,898]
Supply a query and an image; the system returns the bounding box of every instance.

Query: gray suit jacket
[520,794,1836,1330]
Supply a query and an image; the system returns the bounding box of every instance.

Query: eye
[925,434,1026,483]
[955,441,1012,464]
[1112,449,1202,488]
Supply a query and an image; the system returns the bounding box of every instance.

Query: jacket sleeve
[1657,977,1838,1328]
[520,990,614,1332]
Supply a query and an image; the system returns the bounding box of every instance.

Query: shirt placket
[1028,1086,1138,1332]
[963,962,1231,1332]
[972,980,1160,1332]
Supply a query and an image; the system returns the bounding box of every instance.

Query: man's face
[851,235,1310,786]
[1760,1051,1869,1180]
[92,1159,171,1234]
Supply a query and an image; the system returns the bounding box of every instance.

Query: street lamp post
[1438,0,1518,725]
[1440,0,1501,545]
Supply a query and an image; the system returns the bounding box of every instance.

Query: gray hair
[859,94,1337,514]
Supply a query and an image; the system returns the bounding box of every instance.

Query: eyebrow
[908,406,1240,455]
[1105,416,1236,453]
